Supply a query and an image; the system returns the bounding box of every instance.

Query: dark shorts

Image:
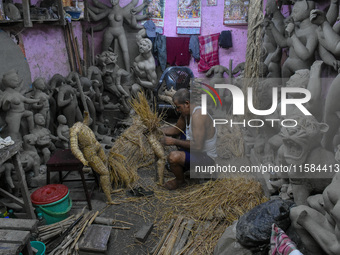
[183,150,215,172]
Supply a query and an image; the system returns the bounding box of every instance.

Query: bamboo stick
[112,226,131,230]
[152,219,174,255]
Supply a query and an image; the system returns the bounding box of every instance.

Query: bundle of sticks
[38,210,99,255]
[152,216,218,255]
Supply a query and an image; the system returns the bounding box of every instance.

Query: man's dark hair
[173,88,190,104]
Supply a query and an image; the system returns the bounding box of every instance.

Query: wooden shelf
[0,0,65,27]
[0,142,36,219]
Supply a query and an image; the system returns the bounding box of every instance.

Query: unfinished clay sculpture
[262,0,284,78]
[131,38,157,99]
[88,0,150,71]
[0,70,41,141]
[57,115,70,149]
[266,0,317,83]
[31,77,51,128]
[70,111,116,204]
[96,49,131,113]
[290,172,340,255]
[31,113,57,165]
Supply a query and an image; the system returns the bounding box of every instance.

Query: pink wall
[21,0,248,82]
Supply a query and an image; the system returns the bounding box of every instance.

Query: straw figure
[70,111,115,204]
[108,92,166,185]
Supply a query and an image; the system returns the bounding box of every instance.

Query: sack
[236,199,294,253]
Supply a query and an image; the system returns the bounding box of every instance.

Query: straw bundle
[109,92,166,185]
[243,0,263,118]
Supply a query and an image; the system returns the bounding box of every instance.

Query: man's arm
[162,114,186,136]
[190,109,207,151]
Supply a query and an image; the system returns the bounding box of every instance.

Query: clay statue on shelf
[262,0,285,78]
[290,172,340,255]
[70,111,116,205]
[265,0,318,83]
[31,113,57,165]
[131,38,157,99]
[0,70,41,141]
[56,115,70,149]
[31,77,51,128]
[88,0,150,71]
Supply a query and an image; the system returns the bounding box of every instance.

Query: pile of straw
[216,116,244,159]
[142,177,268,254]
[165,177,267,222]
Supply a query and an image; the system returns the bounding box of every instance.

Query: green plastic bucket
[31,184,72,225]
[30,241,46,255]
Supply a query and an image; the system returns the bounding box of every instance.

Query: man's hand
[160,136,176,146]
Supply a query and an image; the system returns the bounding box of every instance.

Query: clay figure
[57,81,82,127]
[21,134,41,176]
[70,111,116,204]
[96,49,131,113]
[278,114,335,205]
[88,0,150,71]
[290,172,340,255]
[131,38,157,99]
[57,115,70,149]
[31,113,57,165]
[262,0,285,78]
[0,70,41,141]
[265,0,318,83]
[31,77,51,128]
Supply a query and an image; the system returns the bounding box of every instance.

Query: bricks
[135,223,154,243]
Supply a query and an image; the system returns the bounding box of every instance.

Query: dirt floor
[63,156,264,255]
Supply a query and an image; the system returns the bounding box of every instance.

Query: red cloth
[198,33,220,72]
[166,37,191,66]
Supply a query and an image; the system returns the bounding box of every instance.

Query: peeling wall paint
[20,0,249,82]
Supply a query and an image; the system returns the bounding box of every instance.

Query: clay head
[291,0,315,22]
[23,134,37,145]
[265,0,282,15]
[57,115,67,125]
[33,77,46,91]
[34,113,46,126]
[2,70,23,89]
[138,38,152,54]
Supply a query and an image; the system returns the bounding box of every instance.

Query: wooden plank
[173,219,195,254]
[0,243,21,255]
[0,188,24,207]
[0,219,38,232]
[79,225,111,252]
[135,223,153,243]
[12,153,36,219]
[22,0,32,27]
[0,230,30,245]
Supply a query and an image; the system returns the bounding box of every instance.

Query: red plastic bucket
[31,184,72,224]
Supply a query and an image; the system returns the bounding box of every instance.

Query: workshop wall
[20,0,249,82]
